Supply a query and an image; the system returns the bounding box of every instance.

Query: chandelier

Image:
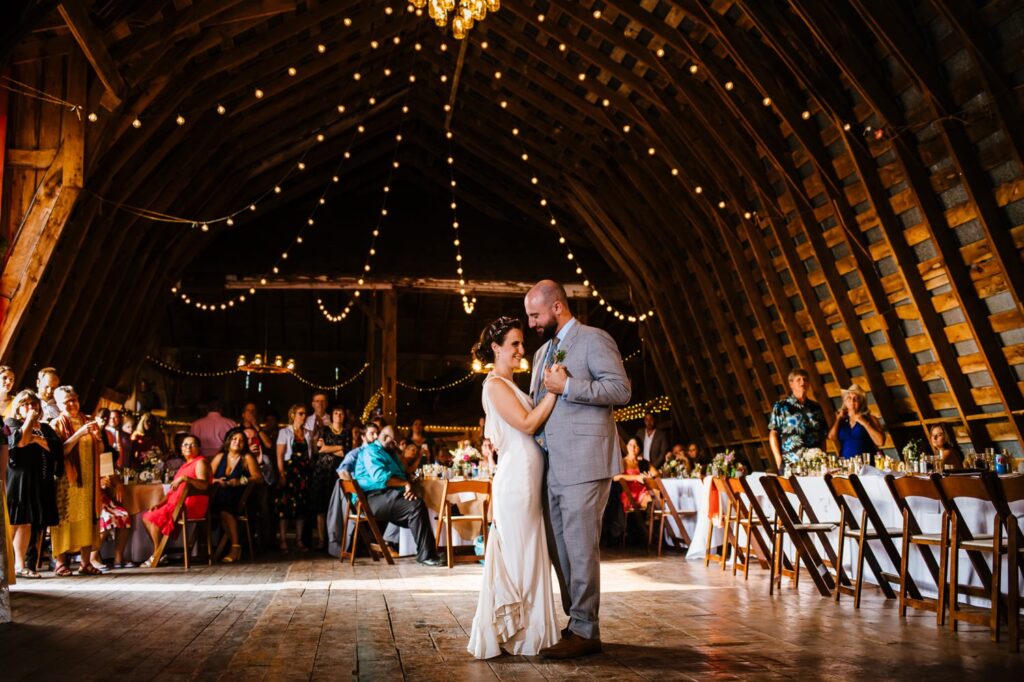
[236,353,296,374]
[414,0,500,39]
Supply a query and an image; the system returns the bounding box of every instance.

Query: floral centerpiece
[448,441,482,476]
[660,458,687,479]
[901,438,926,462]
[709,449,740,478]
[797,447,827,475]
[130,451,165,484]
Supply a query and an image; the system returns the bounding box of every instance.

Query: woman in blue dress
[828,384,886,464]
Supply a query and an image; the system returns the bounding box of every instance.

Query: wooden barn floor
[1,550,1019,681]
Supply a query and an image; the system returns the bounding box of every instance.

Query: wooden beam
[3,148,58,169]
[223,275,617,299]
[443,38,468,131]
[58,0,127,109]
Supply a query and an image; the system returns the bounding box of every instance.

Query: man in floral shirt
[768,368,826,472]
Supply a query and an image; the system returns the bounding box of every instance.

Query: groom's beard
[537,319,558,342]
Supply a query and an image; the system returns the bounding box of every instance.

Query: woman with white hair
[828,384,886,464]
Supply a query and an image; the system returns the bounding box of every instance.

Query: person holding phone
[828,384,886,465]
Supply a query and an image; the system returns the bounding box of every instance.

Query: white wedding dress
[467,375,560,659]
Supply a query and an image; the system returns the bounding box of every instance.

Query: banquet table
[327,478,489,558]
[676,471,1024,604]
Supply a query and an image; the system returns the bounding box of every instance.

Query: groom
[525,279,631,659]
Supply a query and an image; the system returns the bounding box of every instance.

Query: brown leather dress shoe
[539,632,602,659]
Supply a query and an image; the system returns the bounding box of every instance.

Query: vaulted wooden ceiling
[2,0,1023,458]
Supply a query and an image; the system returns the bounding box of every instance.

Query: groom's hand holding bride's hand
[543,363,568,395]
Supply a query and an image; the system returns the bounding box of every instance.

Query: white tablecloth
[659,478,721,561]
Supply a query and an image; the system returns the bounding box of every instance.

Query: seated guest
[828,384,885,464]
[399,442,423,476]
[481,437,496,468]
[132,413,167,463]
[141,435,211,566]
[5,390,63,578]
[50,386,104,575]
[353,434,442,566]
[666,443,691,473]
[337,423,380,479]
[210,428,261,563]
[276,404,315,552]
[929,424,964,469]
[686,442,705,468]
[191,401,237,458]
[635,411,671,470]
[163,433,189,477]
[313,405,352,551]
[768,368,827,472]
[617,438,654,512]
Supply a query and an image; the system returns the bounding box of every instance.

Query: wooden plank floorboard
[2,550,1021,680]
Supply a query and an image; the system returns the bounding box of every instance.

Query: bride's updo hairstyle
[472,316,523,364]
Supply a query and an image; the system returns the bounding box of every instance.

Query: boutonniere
[554,349,567,363]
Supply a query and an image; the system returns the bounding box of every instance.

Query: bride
[467,316,565,659]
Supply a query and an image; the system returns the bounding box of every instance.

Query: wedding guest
[617,438,654,512]
[768,368,827,473]
[240,402,273,454]
[666,443,691,473]
[140,435,211,567]
[337,423,380,479]
[210,428,261,563]
[104,409,132,467]
[163,433,190,478]
[929,424,964,469]
[36,367,61,422]
[481,437,496,468]
[276,404,315,552]
[50,386,103,575]
[134,378,162,413]
[191,401,237,458]
[407,418,433,461]
[5,390,63,578]
[400,443,423,476]
[353,436,442,566]
[312,406,351,551]
[686,442,705,467]
[261,409,281,450]
[0,366,15,418]
[304,392,330,439]
[131,413,167,464]
[634,411,671,470]
[828,384,885,464]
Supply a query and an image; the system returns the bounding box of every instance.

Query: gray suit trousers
[544,476,612,640]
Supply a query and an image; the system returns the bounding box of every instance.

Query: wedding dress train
[467,375,559,659]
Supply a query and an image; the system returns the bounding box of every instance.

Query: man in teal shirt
[354,438,442,566]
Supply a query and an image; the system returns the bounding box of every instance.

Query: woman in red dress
[140,435,210,566]
[618,438,654,512]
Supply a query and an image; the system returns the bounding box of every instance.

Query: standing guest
[304,393,331,439]
[0,366,16,418]
[5,391,63,578]
[929,424,964,469]
[36,367,61,422]
[828,384,885,464]
[353,436,442,566]
[240,402,273,455]
[134,379,162,414]
[634,412,671,470]
[190,401,237,458]
[210,429,261,563]
[131,413,167,464]
[407,418,434,462]
[262,410,281,451]
[276,404,315,552]
[50,386,103,575]
[104,409,132,467]
[140,435,211,567]
[312,405,351,551]
[768,368,827,473]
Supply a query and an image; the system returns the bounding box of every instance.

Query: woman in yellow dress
[49,386,104,576]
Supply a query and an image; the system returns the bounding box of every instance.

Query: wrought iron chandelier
[413,0,500,39]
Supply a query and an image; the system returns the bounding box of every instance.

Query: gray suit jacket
[531,322,631,486]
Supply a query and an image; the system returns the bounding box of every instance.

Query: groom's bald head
[525,280,572,341]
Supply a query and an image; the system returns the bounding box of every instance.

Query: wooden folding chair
[729,478,770,578]
[340,479,394,566]
[760,475,837,597]
[705,477,738,569]
[738,475,785,579]
[884,474,944,622]
[645,477,691,556]
[151,482,213,570]
[213,482,258,561]
[435,479,491,568]
[824,474,903,607]
[987,473,1024,647]
[934,473,1001,639]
